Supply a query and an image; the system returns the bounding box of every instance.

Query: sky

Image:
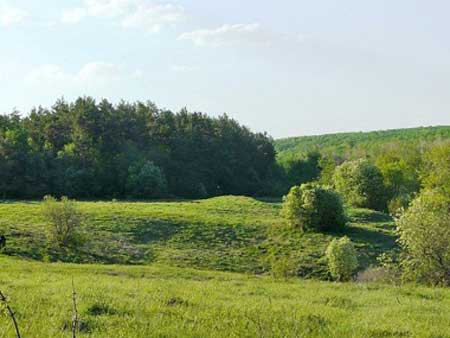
[1,0,450,138]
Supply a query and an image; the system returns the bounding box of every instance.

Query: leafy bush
[333,159,387,211]
[396,190,450,286]
[126,161,168,199]
[281,183,346,231]
[42,195,84,247]
[270,256,298,280]
[326,237,358,281]
[420,142,450,195]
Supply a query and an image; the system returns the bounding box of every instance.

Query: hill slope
[275,126,450,157]
[0,196,396,279]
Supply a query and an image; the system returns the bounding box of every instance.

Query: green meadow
[0,197,448,337]
[2,257,450,338]
[0,196,395,278]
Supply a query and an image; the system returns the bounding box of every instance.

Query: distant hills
[274,126,450,157]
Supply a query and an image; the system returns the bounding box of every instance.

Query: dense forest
[274,126,450,206]
[0,97,276,199]
[275,126,450,158]
[1,98,450,203]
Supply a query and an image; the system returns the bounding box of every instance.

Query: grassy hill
[275,126,450,157]
[0,196,396,279]
[1,257,450,338]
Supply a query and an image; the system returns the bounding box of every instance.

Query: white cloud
[26,65,69,85]
[61,0,184,32]
[26,62,122,86]
[171,64,196,73]
[77,62,120,83]
[0,2,28,26]
[122,3,184,33]
[178,23,274,47]
[61,8,87,24]
[85,0,133,18]
[132,69,143,79]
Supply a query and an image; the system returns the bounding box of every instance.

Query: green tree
[126,161,168,199]
[281,183,346,232]
[396,190,450,285]
[420,142,450,195]
[326,237,358,281]
[333,159,387,211]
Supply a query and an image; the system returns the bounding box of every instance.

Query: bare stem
[0,290,22,338]
[71,278,79,338]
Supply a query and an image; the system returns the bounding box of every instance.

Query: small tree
[333,159,387,211]
[42,195,84,247]
[281,183,346,232]
[396,190,450,285]
[326,237,358,281]
[126,161,167,199]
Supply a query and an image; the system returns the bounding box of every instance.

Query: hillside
[0,196,396,279]
[1,257,450,338]
[275,126,450,157]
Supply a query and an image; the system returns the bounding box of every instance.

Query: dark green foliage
[333,159,387,211]
[0,98,275,199]
[277,151,322,189]
[281,183,346,232]
[126,161,167,198]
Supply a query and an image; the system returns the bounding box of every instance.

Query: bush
[326,237,358,281]
[42,195,84,247]
[396,190,450,286]
[281,183,346,232]
[333,159,387,211]
[126,161,168,199]
[270,256,298,280]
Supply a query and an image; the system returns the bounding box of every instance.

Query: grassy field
[0,196,396,279]
[0,197,449,337]
[1,257,450,338]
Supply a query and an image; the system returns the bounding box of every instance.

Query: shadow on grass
[129,219,185,244]
[348,209,393,223]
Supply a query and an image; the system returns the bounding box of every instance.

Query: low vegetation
[0,197,397,279]
[2,257,450,338]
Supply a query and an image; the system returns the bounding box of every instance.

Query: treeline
[275,126,450,158]
[280,140,450,285]
[0,97,276,199]
[277,140,450,213]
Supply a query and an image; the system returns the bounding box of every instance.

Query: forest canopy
[0,97,276,199]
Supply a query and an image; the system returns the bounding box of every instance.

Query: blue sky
[1,0,450,138]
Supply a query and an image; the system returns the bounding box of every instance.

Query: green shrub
[326,237,358,281]
[42,195,84,247]
[281,183,346,232]
[396,190,450,286]
[126,161,167,199]
[270,256,298,280]
[333,159,387,211]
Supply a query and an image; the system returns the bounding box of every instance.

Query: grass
[1,257,450,338]
[0,196,447,337]
[0,196,396,279]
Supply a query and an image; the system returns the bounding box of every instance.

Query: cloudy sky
[1,0,450,138]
